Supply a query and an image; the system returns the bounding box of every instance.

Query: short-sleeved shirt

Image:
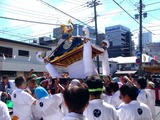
[146,89,156,120]
[137,89,156,119]
[117,100,153,120]
[84,99,119,120]
[137,89,149,105]
[110,91,122,108]
[63,112,88,120]
[101,94,112,104]
[35,93,64,120]
[11,89,36,120]
[0,101,11,120]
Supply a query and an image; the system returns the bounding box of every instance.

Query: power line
[119,0,126,4]
[0,7,51,19]
[0,30,34,38]
[0,29,53,38]
[60,0,86,5]
[142,20,160,25]
[36,0,90,27]
[37,0,106,34]
[147,29,160,32]
[0,16,60,26]
[0,2,87,30]
[31,31,53,37]
[146,1,160,6]
[1,0,104,35]
[101,1,112,4]
[1,2,85,17]
[112,0,155,35]
[126,0,136,9]
[0,30,55,42]
[0,2,55,17]
[68,7,90,15]
[3,15,62,32]
[73,0,87,3]
[0,7,60,31]
[112,0,138,23]
[147,14,160,21]
[0,31,35,41]
[146,8,160,13]
[100,9,135,16]
[144,25,160,28]
[0,15,60,38]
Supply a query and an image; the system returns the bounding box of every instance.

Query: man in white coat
[84,76,119,120]
[146,81,156,120]
[137,78,155,120]
[117,84,152,120]
[11,76,36,120]
[108,81,122,108]
[62,82,89,120]
[0,101,11,120]
[34,86,64,120]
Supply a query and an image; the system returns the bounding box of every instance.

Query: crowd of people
[0,71,157,120]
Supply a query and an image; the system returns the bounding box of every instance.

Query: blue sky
[0,0,159,44]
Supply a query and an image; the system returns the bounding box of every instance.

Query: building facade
[105,25,132,57]
[0,38,52,78]
[145,42,160,61]
[140,32,152,48]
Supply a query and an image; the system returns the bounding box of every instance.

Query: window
[18,50,29,57]
[0,71,16,77]
[110,41,113,46]
[121,33,126,37]
[0,46,13,58]
[121,38,126,41]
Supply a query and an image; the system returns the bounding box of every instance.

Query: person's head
[34,86,49,100]
[70,79,80,86]
[105,85,112,96]
[86,76,103,99]
[15,76,26,89]
[101,40,108,50]
[63,82,89,114]
[2,75,9,85]
[61,72,70,78]
[31,74,37,79]
[64,72,69,78]
[108,81,119,94]
[137,77,147,89]
[60,78,70,88]
[147,81,155,89]
[40,78,49,90]
[26,77,37,90]
[119,84,139,104]
[119,76,127,84]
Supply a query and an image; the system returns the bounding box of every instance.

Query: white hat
[148,81,155,88]
[70,79,80,86]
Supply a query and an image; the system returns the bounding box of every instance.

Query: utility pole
[139,0,143,76]
[135,0,147,76]
[87,0,101,73]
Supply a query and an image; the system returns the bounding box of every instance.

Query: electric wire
[112,0,155,35]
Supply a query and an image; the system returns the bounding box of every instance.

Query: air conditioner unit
[39,37,52,45]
